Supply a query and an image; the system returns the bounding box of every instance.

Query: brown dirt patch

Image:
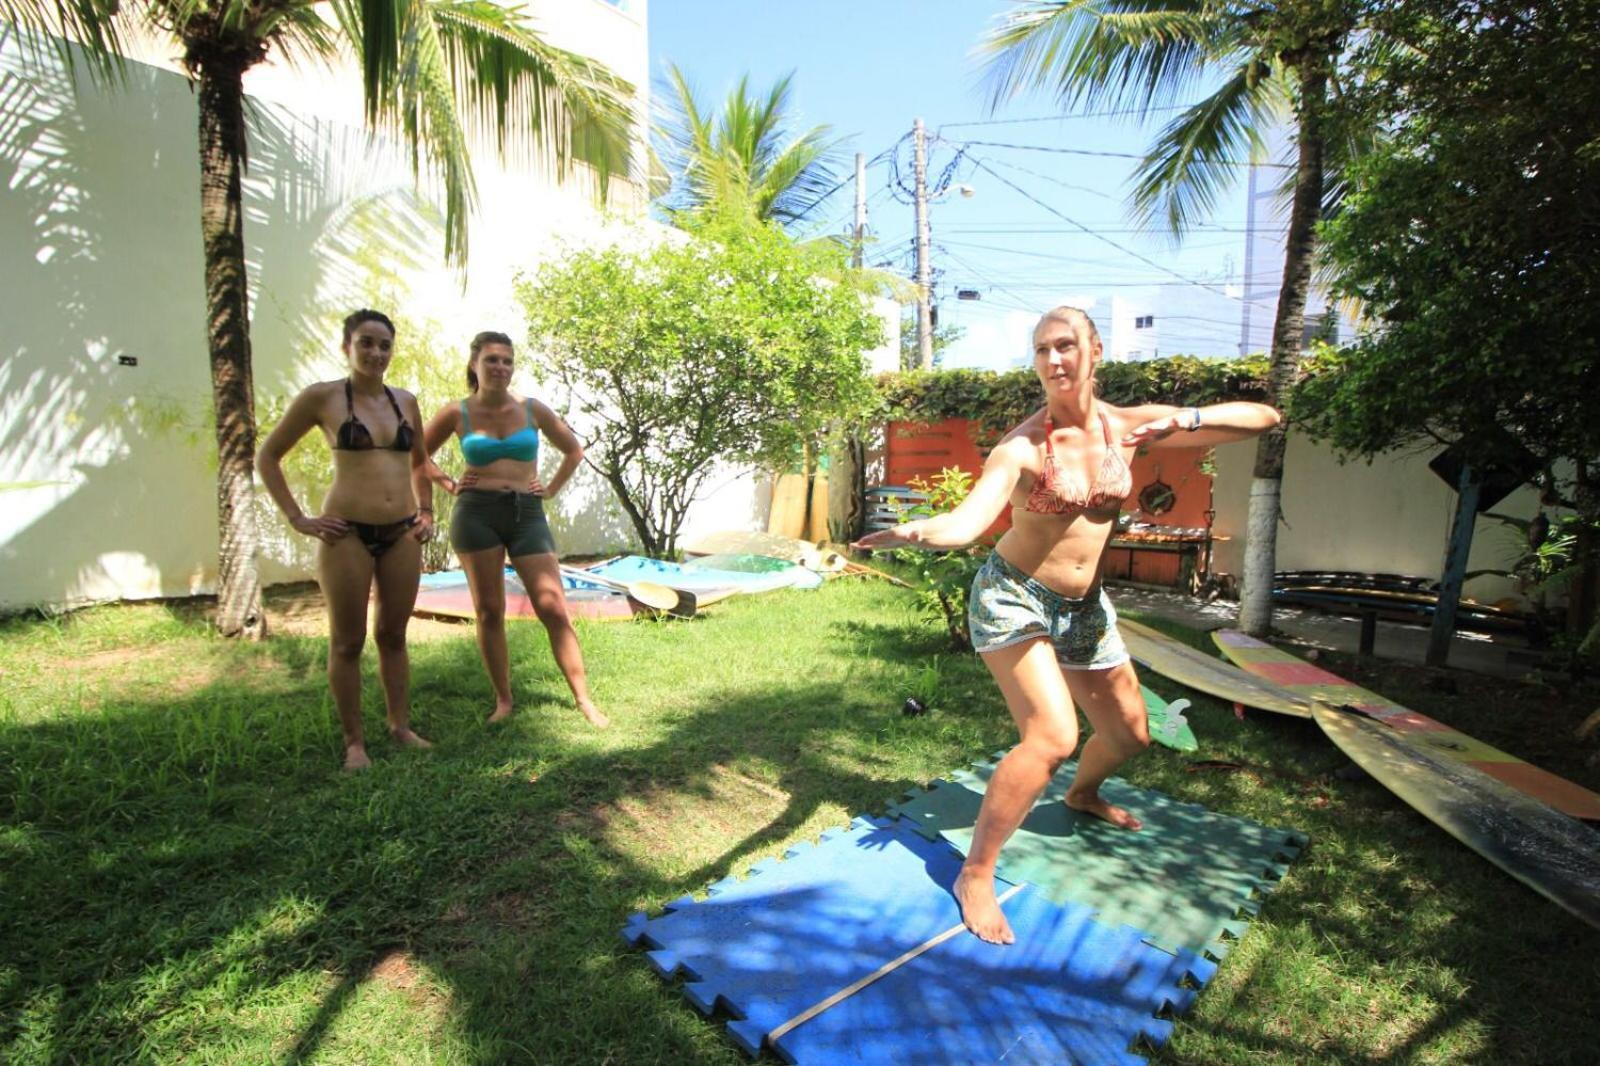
[370,950,421,991]
[367,950,447,1017]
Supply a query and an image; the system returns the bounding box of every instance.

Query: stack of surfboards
[1119,618,1600,930]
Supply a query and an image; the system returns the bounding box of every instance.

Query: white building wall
[0,8,902,612]
[0,7,675,612]
[1210,434,1536,603]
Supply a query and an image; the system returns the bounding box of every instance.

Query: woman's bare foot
[343,744,372,772]
[577,699,610,729]
[1064,790,1143,830]
[390,727,433,750]
[487,699,515,724]
[953,867,1014,945]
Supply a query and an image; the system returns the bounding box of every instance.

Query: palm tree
[981,0,1364,635]
[656,63,843,227]
[1,0,634,637]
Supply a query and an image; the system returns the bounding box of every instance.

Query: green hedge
[874,354,1273,440]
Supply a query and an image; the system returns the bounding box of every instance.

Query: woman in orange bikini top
[855,305,1280,948]
[1023,408,1134,517]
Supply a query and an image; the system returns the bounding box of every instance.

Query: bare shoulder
[990,416,1046,472]
[997,408,1048,447]
[293,379,342,414]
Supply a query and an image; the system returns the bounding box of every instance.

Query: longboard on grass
[1118,618,1314,719]
[1314,702,1600,931]
[1213,629,1600,821]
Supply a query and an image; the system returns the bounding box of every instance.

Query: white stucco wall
[0,11,905,611]
[0,8,661,611]
[1210,434,1537,603]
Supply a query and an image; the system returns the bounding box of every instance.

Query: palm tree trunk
[1238,56,1329,637]
[197,52,266,639]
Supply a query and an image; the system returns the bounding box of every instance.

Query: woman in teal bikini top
[458,399,539,466]
[420,330,607,732]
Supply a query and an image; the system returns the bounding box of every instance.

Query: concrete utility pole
[913,118,934,370]
[852,152,867,269]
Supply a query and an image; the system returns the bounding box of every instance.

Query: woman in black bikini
[259,310,435,770]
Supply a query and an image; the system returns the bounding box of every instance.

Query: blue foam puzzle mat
[622,817,1213,1064]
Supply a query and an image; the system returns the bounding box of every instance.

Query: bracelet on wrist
[418,507,434,514]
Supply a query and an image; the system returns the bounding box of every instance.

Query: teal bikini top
[459,398,539,466]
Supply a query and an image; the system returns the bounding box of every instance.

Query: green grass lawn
[2,580,1598,1064]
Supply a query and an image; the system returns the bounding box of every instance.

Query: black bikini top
[334,379,413,452]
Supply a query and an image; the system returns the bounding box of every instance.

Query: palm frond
[654,63,843,226]
[1130,57,1287,235]
[980,0,1229,116]
[335,0,636,266]
[1,0,131,82]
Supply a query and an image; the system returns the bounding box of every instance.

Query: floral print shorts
[967,551,1131,671]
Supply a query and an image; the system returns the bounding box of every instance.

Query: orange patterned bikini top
[1023,407,1133,515]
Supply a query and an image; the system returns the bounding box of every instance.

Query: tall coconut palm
[656,63,843,227]
[981,0,1364,635]
[1,0,634,637]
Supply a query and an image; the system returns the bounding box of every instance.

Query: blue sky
[648,0,1286,369]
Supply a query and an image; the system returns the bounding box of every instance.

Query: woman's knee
[533,594,570,629]
[474,602,506,629]
[328,632,367,662]
[1018,726,1079,767]
[372,621,408,653]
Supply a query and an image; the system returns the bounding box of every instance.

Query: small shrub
[889,466,994,652]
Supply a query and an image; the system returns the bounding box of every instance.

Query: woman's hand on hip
[527,473,548,497]
[412,512,435,543]
[292,514,349,544]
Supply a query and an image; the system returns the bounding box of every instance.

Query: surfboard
[1213,630,1600,821]
[1313,702,1600,930]
[767,473,809,539]
[414,569,637,622]
[1117,618,1315,719]
[679,530,847,572]
[578,558,744,612]
[680,553,825,591]
[1141,684,1198,753]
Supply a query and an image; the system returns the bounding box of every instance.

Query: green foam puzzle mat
[887,753,1306,957]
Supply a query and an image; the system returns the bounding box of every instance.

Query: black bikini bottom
[349,514,418,558]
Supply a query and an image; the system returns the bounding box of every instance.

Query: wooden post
[1359,611,1377,656]
[1427,462,1481,667]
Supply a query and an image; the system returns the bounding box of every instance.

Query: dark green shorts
[450,489,557,558]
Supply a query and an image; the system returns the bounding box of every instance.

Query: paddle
[560,565,695,618]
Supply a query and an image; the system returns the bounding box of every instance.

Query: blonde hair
[1034,305,1101,346]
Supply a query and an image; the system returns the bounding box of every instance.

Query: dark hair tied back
[342,308,395,345]
[466,330,514,393]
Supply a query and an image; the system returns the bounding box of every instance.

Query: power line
[936,103,1201,130]
[967,157,1241,301]
[949,138,1295,169]
[973,153,1120,204]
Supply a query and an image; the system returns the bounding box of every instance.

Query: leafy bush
[889,466,993,651]
[874,355,1272,442]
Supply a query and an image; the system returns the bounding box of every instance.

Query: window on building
[1134,314,1155,329]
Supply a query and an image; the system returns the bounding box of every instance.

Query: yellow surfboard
[1118,618,1314,718]
[1314,702,1600,930]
